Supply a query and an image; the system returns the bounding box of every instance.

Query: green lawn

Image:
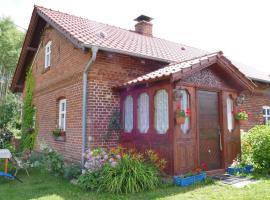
[0,170,270,200]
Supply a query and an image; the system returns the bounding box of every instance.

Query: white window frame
[263,106,270,125]
[154,89,169,134]
[124,95,133,133]
[59,99,67,131]
[45,41,52,68]
[180,90,190,134]
[138,92,149,133]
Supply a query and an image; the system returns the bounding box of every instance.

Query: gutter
[82,44,172,64]
[81,46,99,167]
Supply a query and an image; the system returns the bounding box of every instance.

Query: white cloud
[1,0,269,73]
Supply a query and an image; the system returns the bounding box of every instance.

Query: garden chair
[10,150,31,176]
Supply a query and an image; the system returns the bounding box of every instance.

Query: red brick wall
[30,26,166,162]
[241,91,270,131]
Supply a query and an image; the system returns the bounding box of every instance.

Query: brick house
[11,6,270,175]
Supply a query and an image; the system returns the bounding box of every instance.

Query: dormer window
[45,41,52,68]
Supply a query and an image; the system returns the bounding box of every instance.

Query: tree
[0,17,24,99]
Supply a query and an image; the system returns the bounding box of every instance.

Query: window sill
[54,135,66,142]
[42,66,51,74]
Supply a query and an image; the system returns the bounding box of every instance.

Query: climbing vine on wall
[20,68,37,151]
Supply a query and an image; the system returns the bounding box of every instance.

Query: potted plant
[51,128,66,141]
[235,109,250,125]
[174,162,207,187]
[227,157,253,175]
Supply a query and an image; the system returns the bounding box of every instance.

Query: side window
[263,106,270,125]
[227,96,234,132]
[59,99,66,131]
[45,41,52,68]
[138,93,149,133]
[179,90,190,134]
[154,89,169,134]
[124,95,133,132]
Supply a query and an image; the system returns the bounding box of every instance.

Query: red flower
[176,102,181,110]
[186,108,191,116]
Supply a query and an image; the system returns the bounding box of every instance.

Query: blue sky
[1,0,270,73]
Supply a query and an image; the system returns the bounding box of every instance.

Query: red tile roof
[35,6,209,63]
[118,52,220,87]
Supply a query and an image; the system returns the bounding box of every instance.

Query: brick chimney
[134,15,153,36]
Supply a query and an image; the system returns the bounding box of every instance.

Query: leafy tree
[0,92,21,129]
[0,17,24,99]
[0,92,21,150]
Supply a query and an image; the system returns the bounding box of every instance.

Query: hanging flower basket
[238,119,248,126]
[234,109,251,126]
[175,103,189,125]
[176,117,185,124]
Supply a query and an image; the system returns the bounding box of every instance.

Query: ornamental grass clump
[98,154,159,194]
[78,146,166,194]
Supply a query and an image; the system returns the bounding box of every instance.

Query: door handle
[218,126,222,151]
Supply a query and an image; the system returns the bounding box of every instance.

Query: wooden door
[198,90,221,170]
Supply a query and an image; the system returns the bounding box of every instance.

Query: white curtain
[180,90,190,134]
[124,95,133,132]
[155,90,169,134]
[138,93,149,133]
[227,96,234,132]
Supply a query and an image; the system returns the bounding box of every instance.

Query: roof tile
[35,6,208,63]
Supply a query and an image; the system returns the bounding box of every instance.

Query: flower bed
[227,165,253,175]
[174,172,207,187]
[174,162,207,187]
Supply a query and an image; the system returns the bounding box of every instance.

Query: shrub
[83,147,121,173]
[39,142,64,176]
[64,164,81,180]
[242,125,270,173]
[0,129,13,149]
[29,151,43,168]
[78,170,103,190]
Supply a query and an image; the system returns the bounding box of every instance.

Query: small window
[263,106,270,125]
[59,99,66,131]
[179,90,190,134]
[154,89,169,134]
[138,93,149,133]
[227,96,234,132]
[124,95,133,132]
[45,41,52,68]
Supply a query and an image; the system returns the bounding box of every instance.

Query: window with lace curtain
[138,93,149,133]
[227,96,234,132]
[124,95,133,132]
[179,90,190,134]
[154,89,169,134]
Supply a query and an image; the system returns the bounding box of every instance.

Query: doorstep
[205,169,225,176]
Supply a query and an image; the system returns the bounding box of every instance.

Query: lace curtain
[124,95,133,132]
[154,90,169,134]
[138,93,149,133]
[180,90,190,134]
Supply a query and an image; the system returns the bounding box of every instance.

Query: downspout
[81,46,99,167]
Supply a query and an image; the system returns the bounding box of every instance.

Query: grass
[0,169,270,200]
